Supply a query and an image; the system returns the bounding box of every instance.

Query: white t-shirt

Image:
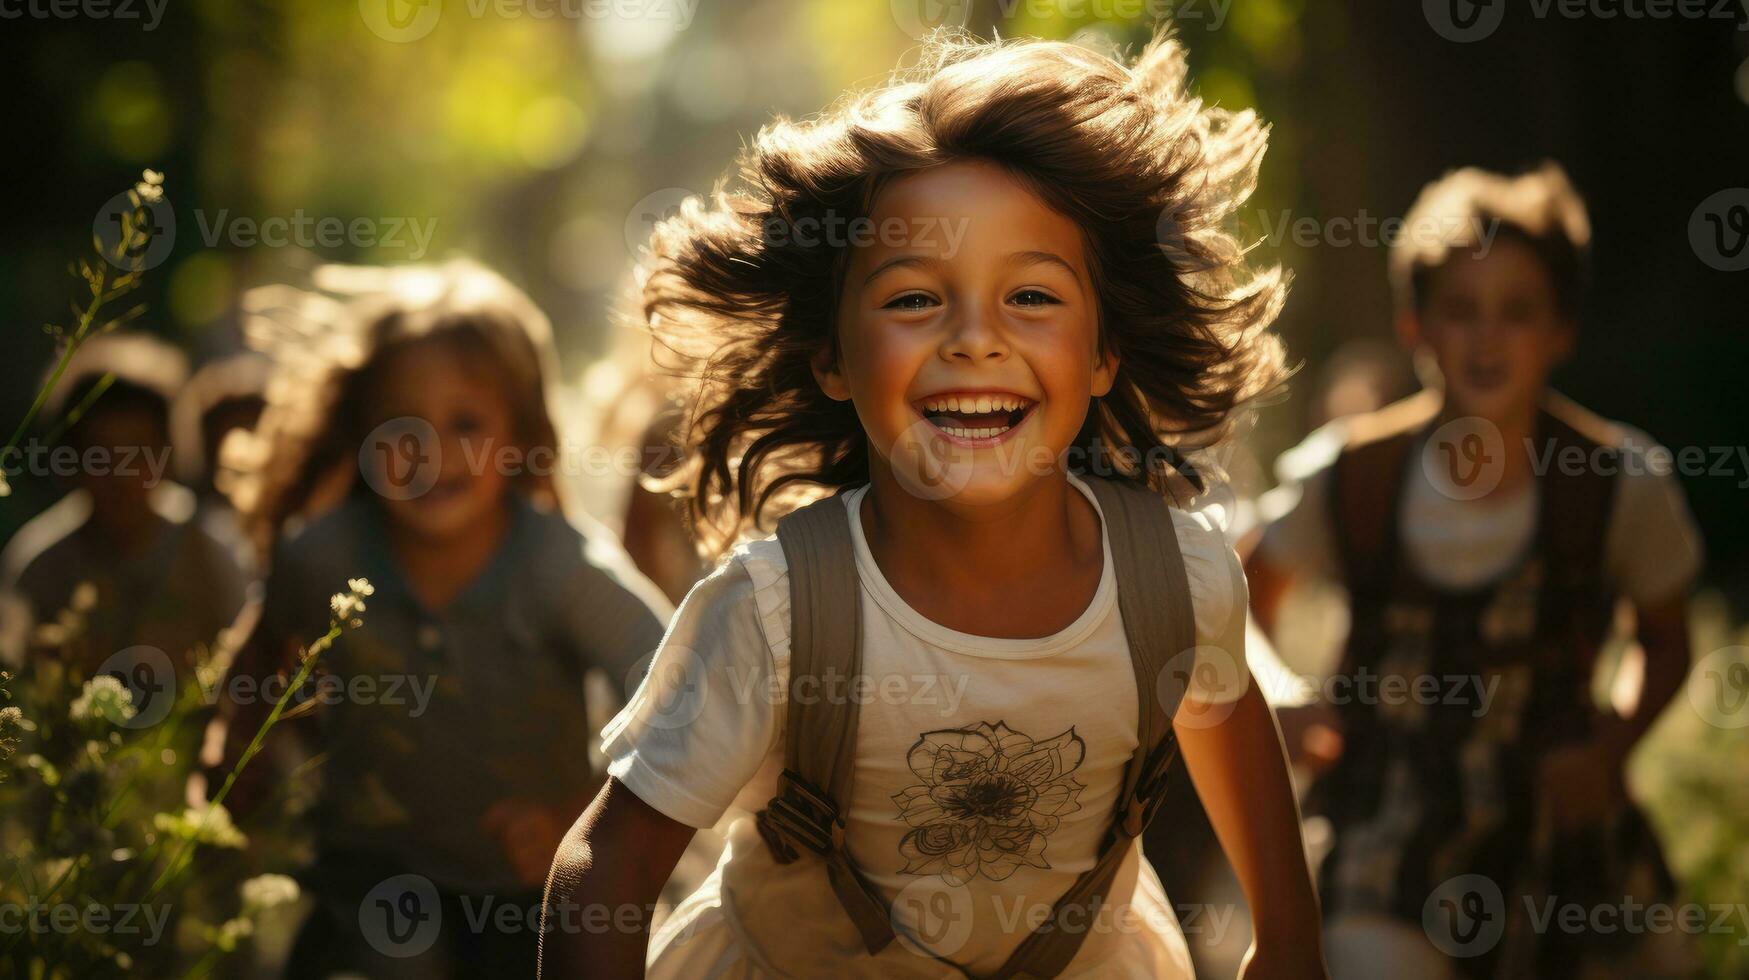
[601,474,1249,979]
[1256,414,1703,602]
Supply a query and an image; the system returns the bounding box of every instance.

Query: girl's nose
[1473,316,1509,350]
[939,304,1009,363]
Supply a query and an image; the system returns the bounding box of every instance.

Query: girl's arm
[539,776,696,980]
[1176,674,1328,979]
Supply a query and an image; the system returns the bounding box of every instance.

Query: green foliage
[0,580,371,978]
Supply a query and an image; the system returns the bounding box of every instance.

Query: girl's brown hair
[230,259,566,559]
[642,31,1289,555]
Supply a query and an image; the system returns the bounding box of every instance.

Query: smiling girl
[543,33,1325,979]
[215,261,671,978]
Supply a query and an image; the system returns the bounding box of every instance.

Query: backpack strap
[757,479,1197,978]
[757,491,896,954]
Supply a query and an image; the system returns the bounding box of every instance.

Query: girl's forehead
[873,160,1047,218]
[371,336,515,403]
[858,159,1088,267]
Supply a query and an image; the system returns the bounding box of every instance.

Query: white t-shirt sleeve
[1253,420,1347,586]
[600,549,782,829]
[1174,507,1252,705]
[1604,430,1705,606]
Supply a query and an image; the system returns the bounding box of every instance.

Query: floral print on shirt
[892,721,1086,885]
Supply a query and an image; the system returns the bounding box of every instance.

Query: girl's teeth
[921,394,1033,413]
[938,424,1012,439]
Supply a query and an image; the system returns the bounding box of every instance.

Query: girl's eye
[451,411,484,434]
[1009,289,1058,307]
[883,292,937,311]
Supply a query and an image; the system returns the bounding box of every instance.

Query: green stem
[139,623,342,905]
[2,327,93,457]
[3,190,148,465]
[41,373,115,445]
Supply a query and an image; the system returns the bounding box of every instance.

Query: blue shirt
[247,492,671,891]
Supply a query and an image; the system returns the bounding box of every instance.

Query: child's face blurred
[822,159,1115,506]
[364,339,517,541]
[74,408,167,521]
[1404,236,1574,423]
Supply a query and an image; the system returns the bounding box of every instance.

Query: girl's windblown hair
[642,30,1289,555]
[229,259,567,558]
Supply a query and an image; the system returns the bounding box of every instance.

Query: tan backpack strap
[986,475,1196,979]
[756,492,896,954]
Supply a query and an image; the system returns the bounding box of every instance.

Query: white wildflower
[134,169,165,204]
[153,802,247,849]
[328,577,375,628]
[0,705,23,756]
[69,675,136,726]
[240,873,300,915]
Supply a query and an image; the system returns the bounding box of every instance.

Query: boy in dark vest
[1247,164,1703,978]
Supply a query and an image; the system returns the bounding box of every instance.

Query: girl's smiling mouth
[914,390,1038,446]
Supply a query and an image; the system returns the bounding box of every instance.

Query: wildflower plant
[0,578,372,977]
[1,170,164,499]
[0,171,372,975]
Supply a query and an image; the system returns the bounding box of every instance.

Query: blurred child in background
[170,350,272,578]
[572,282,705,607]
[1,333,249,681]
[214,260,671,979]
[1247,164,1703,978]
